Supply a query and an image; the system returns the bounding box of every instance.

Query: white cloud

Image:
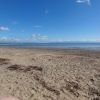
[0,26,10,31]
[32,34,48,41]
[0,37,21,42]
[76,0,91,5]
[0,34,48,42]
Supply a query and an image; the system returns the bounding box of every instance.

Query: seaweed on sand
[0,58,10,65]
[34,75,60,95]
[7,64,43,72]
[61,80,80,97]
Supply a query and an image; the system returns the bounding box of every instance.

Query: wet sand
[0,47,100,100]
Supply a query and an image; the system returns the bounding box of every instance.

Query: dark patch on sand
[7,64,43,72]
[61,80,80,97]
[24,66,42,72]
[0,58,10,65]
[88,87,100,97]
[7,64,23,71]
[34,75,60,96]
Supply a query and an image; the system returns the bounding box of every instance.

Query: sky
[0,0,100,42]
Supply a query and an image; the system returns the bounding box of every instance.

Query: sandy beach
[0,47,99,100]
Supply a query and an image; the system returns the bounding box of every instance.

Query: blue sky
[0,0,100,42]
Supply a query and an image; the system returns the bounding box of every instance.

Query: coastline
[0,47,100,100]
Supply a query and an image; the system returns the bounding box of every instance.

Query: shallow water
[0,42,100,51]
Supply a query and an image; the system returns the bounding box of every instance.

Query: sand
[0,47,99,100]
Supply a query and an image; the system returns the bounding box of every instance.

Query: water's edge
[0,42,100,51]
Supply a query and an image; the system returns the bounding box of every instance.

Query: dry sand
[0,47,100,100]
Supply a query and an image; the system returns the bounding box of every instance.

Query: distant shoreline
[0,42,100,51]
[0,46,100,52]
[0,46,100,55]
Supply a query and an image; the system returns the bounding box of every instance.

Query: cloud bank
[32,34,48,41]
[0,37,20,42]
[0,34,48,42]
[76,0,91,5]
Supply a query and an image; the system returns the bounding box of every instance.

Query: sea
[0,42,100,51]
